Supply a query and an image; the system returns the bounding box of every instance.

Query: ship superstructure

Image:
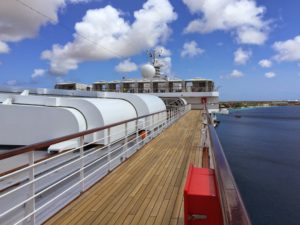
[55,50,220,113]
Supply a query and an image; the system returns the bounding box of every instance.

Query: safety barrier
[200,106,252,225]
[0,105,191,225]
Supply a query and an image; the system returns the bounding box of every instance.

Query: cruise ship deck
[45,110,203,225]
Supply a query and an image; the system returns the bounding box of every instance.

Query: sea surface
[216,106,300,225]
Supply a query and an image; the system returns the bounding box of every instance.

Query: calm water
[216,106,300,225]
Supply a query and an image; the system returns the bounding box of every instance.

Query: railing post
[166,111,169,127]
[107,128,111,171]
[152,115,154,138]
[26,151,35,225]
[80,136,85,192]
[146,115,150,142]
[157,112,161,133]
[135,119,139,149]
[124,122,128,159]
[173,109,175,121]
[172,109,174,123]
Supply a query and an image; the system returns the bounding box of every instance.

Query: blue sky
[0,0,299,101]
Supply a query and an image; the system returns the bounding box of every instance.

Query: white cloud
[230,69,244,78]
[0,0,96,52]
[265,72,276,78]
[273,36,300,62]
[236,26,267,45]
[42,0,177,75]
[259,59,272,68]
[0,0,64,50]
[154,46,171,57]
[0,41,10,54]
[160,56,172,75]
[234,48,252,65]
[6,80,17,86]
[31,69,46,78]
[182,0,269,45]
[56,77,65,83]
[68,0,93,3]
[115,59,138,73]
[181,41,204,58]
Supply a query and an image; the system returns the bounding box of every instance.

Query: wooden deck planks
[44,110,203,225]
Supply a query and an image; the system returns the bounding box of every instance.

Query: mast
[147,49,163,78]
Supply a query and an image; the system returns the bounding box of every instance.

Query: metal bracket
[188,214,208,221]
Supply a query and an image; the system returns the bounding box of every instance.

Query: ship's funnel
[141,64,155,79]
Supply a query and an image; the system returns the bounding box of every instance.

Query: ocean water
[216,106,300,225]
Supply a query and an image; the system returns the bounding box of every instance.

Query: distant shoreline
[220,101,300,109]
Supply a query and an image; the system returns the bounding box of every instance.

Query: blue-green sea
[217,106,300,225]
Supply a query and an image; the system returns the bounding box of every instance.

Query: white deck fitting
[96,93,167,132]
[97,92,166,117]
[0,94,138,145]
[133,94,166,114]
[0,104,86,146]
[0,94,58,106]
[150,91,219,111]
[0,92,168,145]
[133,94,167,130]
[57,98,137,144]
[180,98,188,105]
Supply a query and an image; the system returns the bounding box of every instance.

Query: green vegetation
[220,101,300,109]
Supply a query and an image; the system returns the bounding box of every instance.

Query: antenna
[146,48,164,79]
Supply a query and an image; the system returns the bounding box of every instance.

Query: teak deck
[45,110,203,225]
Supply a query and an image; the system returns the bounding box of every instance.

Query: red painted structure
[201,97,207,104]
[184,164,223,225]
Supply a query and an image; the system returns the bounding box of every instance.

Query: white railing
[0,104,191,225]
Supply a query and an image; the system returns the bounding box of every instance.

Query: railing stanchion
[147,115,150,142]
[166,110,169,127]
[172,109,174,123]
[26,151,35,225]
[124,122,128,159]
[135,119,139,149]
[79,136,85,192]
[152,115,154,138]
[107,128,111,171]
[158,112,161,133]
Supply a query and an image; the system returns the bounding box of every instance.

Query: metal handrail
[0,104,191,225]
[0,109,167,160]
[203,106,252,225]
[0,115,168,215]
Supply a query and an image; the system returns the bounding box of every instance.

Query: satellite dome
[141,64,155,79]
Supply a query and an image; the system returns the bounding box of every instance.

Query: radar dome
[141,64,155,79]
